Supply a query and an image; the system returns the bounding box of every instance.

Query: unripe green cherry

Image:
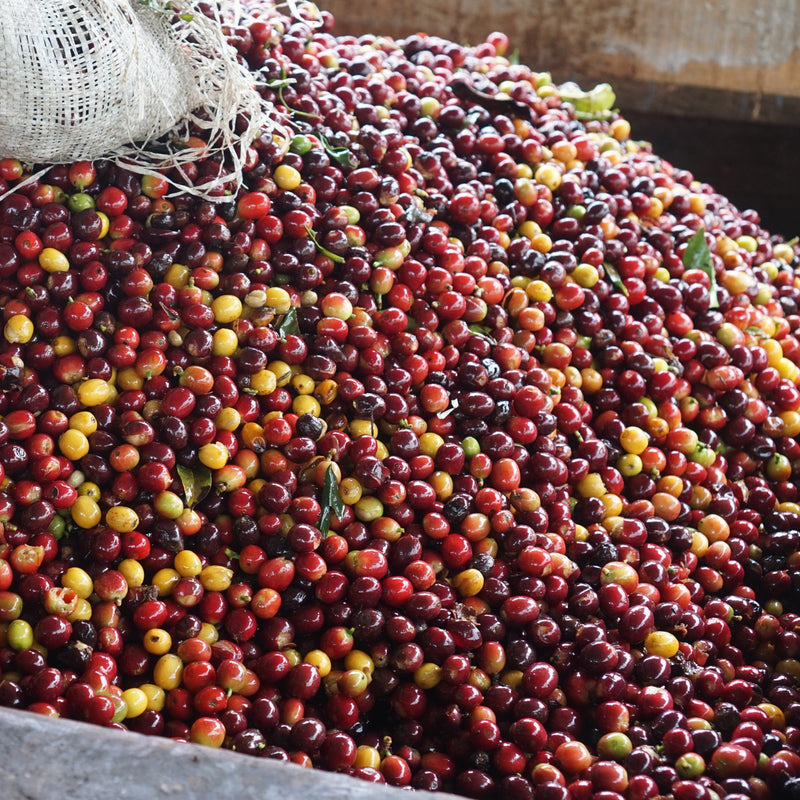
[7,618,34,650]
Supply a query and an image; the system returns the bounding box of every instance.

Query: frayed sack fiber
[0,0,283,195]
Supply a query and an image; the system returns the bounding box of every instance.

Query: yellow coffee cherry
[534,163,562,192]
[198,622,219,645]
[266,360,292,387]
[212,327,239,356]
[105,505,139,533]
[602,493,624,518]
[525,279,553,303]
[214,407,241,433]
[644,631,680,658]
[152,568,180,597]
[198,441,230,470]
[117,367,144,391]
[620,426,649,455]
[573,263,599,288]
[143,628,173,655]
[77,481,101,500]
[431,470,453,500]
[69,411,98,436]
[67,597,93,622]
[122,687,148,719]
[164,262,190,287]
[344,649,375,676]
[314,379,338,405]
[690,530,709,558]
[617,453,643,477]
[609,118,631,140]
[249,369,277,395]
[339,477,363,505]
[265,287,292,314]
[70,495,101,528]
[211,294,243,324]
[274,164,302,190]
[59,429,90,461]
[304,649,332,677]
[291,373,315,395]
[62,566,94,599]
[453,568,485,597]
[349,419,378,438]
[518,220,542,240]
[51,334,76,356]
[77,378,112,407]
[414,662,442,689]
[94,210,110,239]
[174,550,203,577]
[200,565,233,592]
[292,394,321,417]
[118,558,145,588]
[4,314,34,343]
[419,432,443,457]
[773,243,794,263]
[153,653,183,691]
[757,702,786,730]
[530,232,553,253]
[140,683,166,712]
[576,472,607,498]
[337,669,370,698]
[354,745,381,770]
[39,247,70,272]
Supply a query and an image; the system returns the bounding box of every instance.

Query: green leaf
[683,228,719,308]
[276,306,300,337]
[559,82,616,119]
[319,464,345,537]
[176,464,212,508]
[305,226,345,263]
[468,325,497,345]
[320,135,358,169]
[602,261,628,296]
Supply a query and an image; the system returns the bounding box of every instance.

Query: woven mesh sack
[0,0,283,194]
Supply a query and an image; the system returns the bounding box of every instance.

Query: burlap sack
[0,0,283,195]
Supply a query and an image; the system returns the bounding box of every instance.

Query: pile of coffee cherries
[0,2,799,798]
